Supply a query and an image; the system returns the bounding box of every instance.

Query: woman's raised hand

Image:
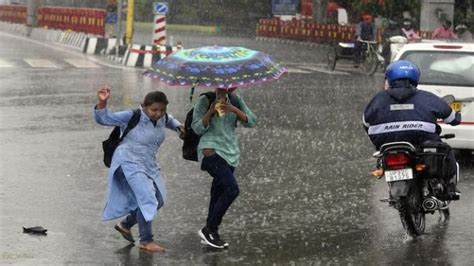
[96,85,111,109]
[98,85,111,101]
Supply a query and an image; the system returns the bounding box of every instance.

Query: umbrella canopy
[143,46,287,88]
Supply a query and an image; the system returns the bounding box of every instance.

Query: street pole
[26,0,38,37]
[115,0,123,57]
[125,0,134,45]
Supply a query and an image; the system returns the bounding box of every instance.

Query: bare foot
[138,242,165,252]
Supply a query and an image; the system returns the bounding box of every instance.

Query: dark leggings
[201,153,239,233]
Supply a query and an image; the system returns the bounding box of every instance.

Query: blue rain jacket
[94,106,181,222]
[362,87,461,150]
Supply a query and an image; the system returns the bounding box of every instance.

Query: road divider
[123,44,182,68]
[1,21,184,69]
[83,37,123,55]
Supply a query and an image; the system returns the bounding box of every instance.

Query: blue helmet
[385,60,421,87]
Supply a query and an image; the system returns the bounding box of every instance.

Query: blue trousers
[201,154,239,233]
[117,167,164,244]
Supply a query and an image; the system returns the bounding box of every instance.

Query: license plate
[385,168,413,182]
[449,102,462,112]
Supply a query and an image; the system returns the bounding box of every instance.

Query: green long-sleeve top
[191,93,257,167]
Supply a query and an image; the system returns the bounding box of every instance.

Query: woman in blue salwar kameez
[94,86,183,252]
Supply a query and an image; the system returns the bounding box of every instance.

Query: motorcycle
[379,35,408,71]
[371,134,460,237]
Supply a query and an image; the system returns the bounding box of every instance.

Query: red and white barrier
[153,15,166,45]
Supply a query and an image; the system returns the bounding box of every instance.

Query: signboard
[105,12,117,24]
[272,0,298,16]
[153,2,169,15]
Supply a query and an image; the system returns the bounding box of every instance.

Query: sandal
[138,242,165,252]
[114,223,135,243]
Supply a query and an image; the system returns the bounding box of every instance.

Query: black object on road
[23,226,47,235]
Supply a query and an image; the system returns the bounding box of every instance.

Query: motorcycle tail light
[385,153,410,169]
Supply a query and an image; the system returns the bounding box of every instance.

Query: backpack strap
[120,108,141,142]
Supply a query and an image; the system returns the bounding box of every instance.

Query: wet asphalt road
[0,30,473,265]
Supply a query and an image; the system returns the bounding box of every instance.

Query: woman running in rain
[94,85,183,252]
[192,87,257,249]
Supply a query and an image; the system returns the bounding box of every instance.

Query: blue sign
[105,13,118,24]
[272,0,298,15]
[153,2,169,15]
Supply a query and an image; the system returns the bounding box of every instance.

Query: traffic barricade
[123,44,183,68]
[0,5,27,24]
[419,31,432,39]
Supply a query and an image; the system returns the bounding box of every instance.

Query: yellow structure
[125,0,134,45]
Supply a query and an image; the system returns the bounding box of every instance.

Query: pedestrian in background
[455,24,472,42]
[94,86,184,252]
[432,20,457,40]
[192,87,257,249]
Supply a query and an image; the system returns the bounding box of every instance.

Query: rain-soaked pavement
[0,29,473,265]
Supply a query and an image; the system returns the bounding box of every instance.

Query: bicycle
[326,39,382,76]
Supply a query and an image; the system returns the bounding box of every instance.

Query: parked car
[393,42,474,152]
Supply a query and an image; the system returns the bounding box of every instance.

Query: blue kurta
[94,106,181,222]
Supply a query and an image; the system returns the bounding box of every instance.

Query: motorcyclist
[432,20,457,40]
[381,19,403,68]
[362,60,461,198]
[401,19,420,42]
[455,24,472,42]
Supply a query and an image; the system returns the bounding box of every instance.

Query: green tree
[454,0,473,30]
[346,0,420,21]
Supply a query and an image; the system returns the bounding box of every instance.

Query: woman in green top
[192,87,257,249]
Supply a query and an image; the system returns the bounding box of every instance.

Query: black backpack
[182,92,240,161]
[102,109,141,168]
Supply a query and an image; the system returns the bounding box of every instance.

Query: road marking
[0,32,136,70]
[63,58,100,68]
[0,59,15,68]
[24,59,60,68]
[286,67,312,74]
[299,66,350,75]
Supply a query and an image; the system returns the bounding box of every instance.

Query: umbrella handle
[189,80,199,103]
[190,86,195,103]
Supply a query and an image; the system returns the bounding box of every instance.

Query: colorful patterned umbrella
[143,46,287,88]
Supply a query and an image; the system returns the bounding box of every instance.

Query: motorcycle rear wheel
[398,189,426,237]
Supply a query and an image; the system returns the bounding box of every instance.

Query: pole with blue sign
[153,2,168,45]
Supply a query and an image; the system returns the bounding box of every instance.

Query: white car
[393,42,474,151]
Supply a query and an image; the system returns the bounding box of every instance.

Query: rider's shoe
[380,197,396,206]
[446,184,461,200]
